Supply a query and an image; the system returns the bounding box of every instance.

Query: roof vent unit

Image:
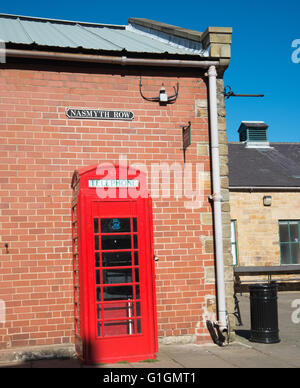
[238,121,271,148]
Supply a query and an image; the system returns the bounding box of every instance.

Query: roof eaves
[5,41,213,60]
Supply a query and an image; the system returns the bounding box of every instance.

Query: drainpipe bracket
[208,192,223,202]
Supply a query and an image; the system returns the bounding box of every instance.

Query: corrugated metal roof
[0,13,205,56]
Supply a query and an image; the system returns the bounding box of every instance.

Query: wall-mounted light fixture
[158,85,168,103]
[263,195,272,207]
[139,77,179,105]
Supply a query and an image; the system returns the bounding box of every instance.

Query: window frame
[231,220,238,266]
[279,220,300,265]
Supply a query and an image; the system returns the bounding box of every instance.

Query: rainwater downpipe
[207,65,228,334]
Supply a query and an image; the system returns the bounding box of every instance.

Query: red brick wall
[0,62,214,349]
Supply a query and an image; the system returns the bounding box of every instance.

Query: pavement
[1,291,300,369]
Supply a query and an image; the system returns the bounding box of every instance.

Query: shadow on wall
[0,345,81,368]
[0,357,82,369]
[0,341,157,368]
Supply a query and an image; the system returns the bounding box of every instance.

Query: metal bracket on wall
[181,121,191,164]
[139,77,179,105]
[224,85,264,100]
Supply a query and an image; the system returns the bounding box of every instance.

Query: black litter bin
[249,283,280,344]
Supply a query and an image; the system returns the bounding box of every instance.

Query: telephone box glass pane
[136,302,141,316]
[102,302,133,320]
[134,252,139,266]
[102,251,132,267]
[135,285,140,299]
[95,235,99,250]
[96,287,101,302]
[97,322,102,337]
[103,286,133,301]
[135,269,139,283]
[97,304,101,319]
[137,319,142,334]
[94,219,99,234]
[104,321,134,337]
[103,269,133,284]
[101,235,131,250]
[101,218,131,233]
[96,270,101,285]
[133,218,137,232]
[133,235,138,249]
[95,252,100,267]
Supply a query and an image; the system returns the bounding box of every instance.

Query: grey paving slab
[30,359,81,368]
[234,291,300,368]
[206,343,292,368]
[131,354,183,369]
[1,291,299,369]
[84,362,133,369]
[159,344,236,368]
[0,361,31,368]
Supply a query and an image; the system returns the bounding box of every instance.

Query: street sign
[66,108,134,121]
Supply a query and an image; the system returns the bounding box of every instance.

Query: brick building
[0,14,234,362]
[229,122,300,273]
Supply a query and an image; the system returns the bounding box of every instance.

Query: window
[279,221,300,265]
[231,220,238,266]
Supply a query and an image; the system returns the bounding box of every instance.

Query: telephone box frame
[71,164,158,365]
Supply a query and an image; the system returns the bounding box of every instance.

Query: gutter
[5,48,219,68]
[5,47,228,340]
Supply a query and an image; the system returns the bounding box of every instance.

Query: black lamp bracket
[139,77,179,104]
[224,85,264,100]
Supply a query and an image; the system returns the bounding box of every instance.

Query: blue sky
[1,0,299,142]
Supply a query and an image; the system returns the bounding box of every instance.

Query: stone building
[229,121,300,271]
[0,13,234,362]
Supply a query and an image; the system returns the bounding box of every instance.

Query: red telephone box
[71,164,157,364]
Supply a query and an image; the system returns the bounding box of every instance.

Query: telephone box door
[75,165,157,364]
[86,199,156,363]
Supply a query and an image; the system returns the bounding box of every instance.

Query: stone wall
[230,191,300,267]
[218,79,235,338]
[196,77,235,339]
